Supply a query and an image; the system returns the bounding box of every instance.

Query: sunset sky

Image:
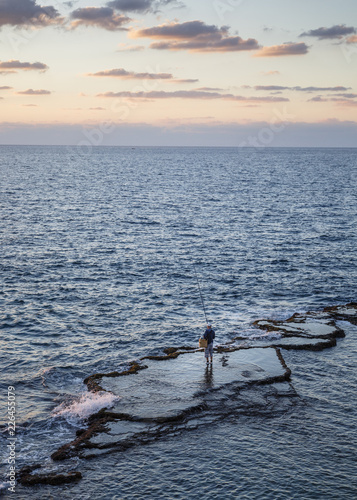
[0,0,356,146]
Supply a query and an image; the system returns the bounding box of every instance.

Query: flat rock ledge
[51,346,290,462]
[21,303,357,487]
[251,302,357,351]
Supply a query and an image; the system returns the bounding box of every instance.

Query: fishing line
[193,263,208,325]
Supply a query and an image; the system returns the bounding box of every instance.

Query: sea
[0,146,356,499]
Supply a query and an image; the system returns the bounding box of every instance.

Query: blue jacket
[204,328,215,345]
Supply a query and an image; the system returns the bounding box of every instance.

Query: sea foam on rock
[52,391,119,422]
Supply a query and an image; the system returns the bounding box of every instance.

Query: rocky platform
[19,302,357,487]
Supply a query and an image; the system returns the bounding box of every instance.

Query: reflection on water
[203,363,214,387]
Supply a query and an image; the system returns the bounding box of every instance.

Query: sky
[0,0,356,146]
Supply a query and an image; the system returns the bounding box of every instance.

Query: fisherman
[203,324,215,364]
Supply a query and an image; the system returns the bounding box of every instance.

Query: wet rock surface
[250,303,357,350]
[101,348,289,419]
[21,303,357,487]
[50,346,291,463]
[83,361,149,393]
[18,465,82,486]
[324,303,357,325]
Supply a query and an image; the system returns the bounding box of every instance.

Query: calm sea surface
[0,146,356,499]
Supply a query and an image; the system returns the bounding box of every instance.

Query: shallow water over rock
[101,348,286,420]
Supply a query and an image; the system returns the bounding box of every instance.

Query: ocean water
[0,146,356,499]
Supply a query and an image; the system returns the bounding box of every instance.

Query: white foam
[52,392,119,421]
[233,327,282,341]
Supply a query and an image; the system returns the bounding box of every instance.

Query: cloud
[346,35,357,44]
[22,104,38,107]
[262,71,281,76]
[107,0,183,13]
[300,25,356,40]
[255,43,309,57]
[308,96,328,102]
[117,43,145,52]
[172,79,199,84]
[108,0,153,12]
[254,85,350,92]
[0,86,12,90]
[308,96,357,107]
[0,60,49,73]
[87,68,174,79]
[97,89,289,103]
[17,89,51,95]
[70,7,131,31]
[331,93,357,99]
[254,85,290,91]
[0,0,62,28]
[194,87,224,91]
[131,20,260,52]
[297,86,350,92]
[132,20,227,39]
[87,67,198,83]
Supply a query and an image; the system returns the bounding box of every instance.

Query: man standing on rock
[203,324,215,364]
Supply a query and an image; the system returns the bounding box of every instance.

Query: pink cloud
[255,43,309,57]
[17,89,51,95]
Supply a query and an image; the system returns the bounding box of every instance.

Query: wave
[51,392,119,422]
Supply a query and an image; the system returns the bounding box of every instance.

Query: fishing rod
[193,263,209,325]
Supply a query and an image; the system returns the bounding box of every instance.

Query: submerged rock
[248,303,357,351]
[252,309,346,350]
[324,302,357,325]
